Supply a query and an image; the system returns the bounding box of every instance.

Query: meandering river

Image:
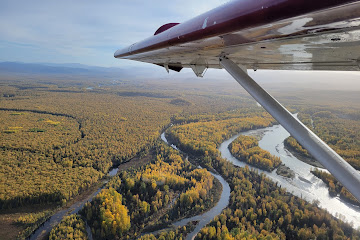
[156,121,360,239]
[219,122,360,229]
[29,120,360,239]
[160,133,231,240]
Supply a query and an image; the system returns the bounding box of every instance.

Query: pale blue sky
[0,0,227,68]
[1,0,359,88]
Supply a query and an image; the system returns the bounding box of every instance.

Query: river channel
[160,133,231,240]
[219,122,360,229]
[29,119,360,239]
[28,187,101,240]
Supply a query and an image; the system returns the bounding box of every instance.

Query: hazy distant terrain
[1,64,360,239]
[1,61,360,91]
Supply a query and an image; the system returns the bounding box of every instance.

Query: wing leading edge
[115,0,360,72]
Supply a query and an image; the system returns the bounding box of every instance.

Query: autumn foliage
[162,111,359,239]
[81,143,216,239]
[229,135,281,171]
[49,214,88,240]
[81,188,130,239]
[166,111,275,159]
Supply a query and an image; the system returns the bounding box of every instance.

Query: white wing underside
[121,3,360,71]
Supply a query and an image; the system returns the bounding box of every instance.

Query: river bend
[161,133,231,240]
[219,123,360,228]
[29,121,360,239]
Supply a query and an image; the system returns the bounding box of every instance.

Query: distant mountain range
[0,61,127,75]
[0,61,214,84]
[2,62,359,91]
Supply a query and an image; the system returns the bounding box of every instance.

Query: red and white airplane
[115,0,360,202]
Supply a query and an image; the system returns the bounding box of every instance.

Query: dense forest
[139,222,196,240]
[284,136,312,159]
[80,143,218,239]
[229,135,281,171]
[164,114,359,239]
[1,74,360,239]
[0,91,181,209]
[48,214,88,240]
[284,109,360,170]
[166,111,275,163]
[0,74,256,239]
[197,158,359,239]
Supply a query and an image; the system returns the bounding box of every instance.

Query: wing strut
[219,57,360,202]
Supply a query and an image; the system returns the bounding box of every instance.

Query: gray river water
[28,187,102,240]
[160,132,231,240]
[219,123,360,229]
[29,120,360,239]
[160,118,360,239]
[170,173,230,240]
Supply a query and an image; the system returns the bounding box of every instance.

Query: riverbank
[283,138,324,168]
[139,221,198,240]
[141,176,222,236]
[0,204,56,240]
[23,146,160,240]
[233,123,360,228]
[171,174,223,220]
[27,181,106,240]
[161,132,231,240]
[0,179,105,240]
[228,135,282,172]
[172,173,231,240]
[311,169,360,207]
[22,118,360,239]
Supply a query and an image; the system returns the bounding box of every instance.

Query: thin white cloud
[0,0,228,66]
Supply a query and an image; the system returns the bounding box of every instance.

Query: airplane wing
[115,0,360,74]
[115,0,360,202]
